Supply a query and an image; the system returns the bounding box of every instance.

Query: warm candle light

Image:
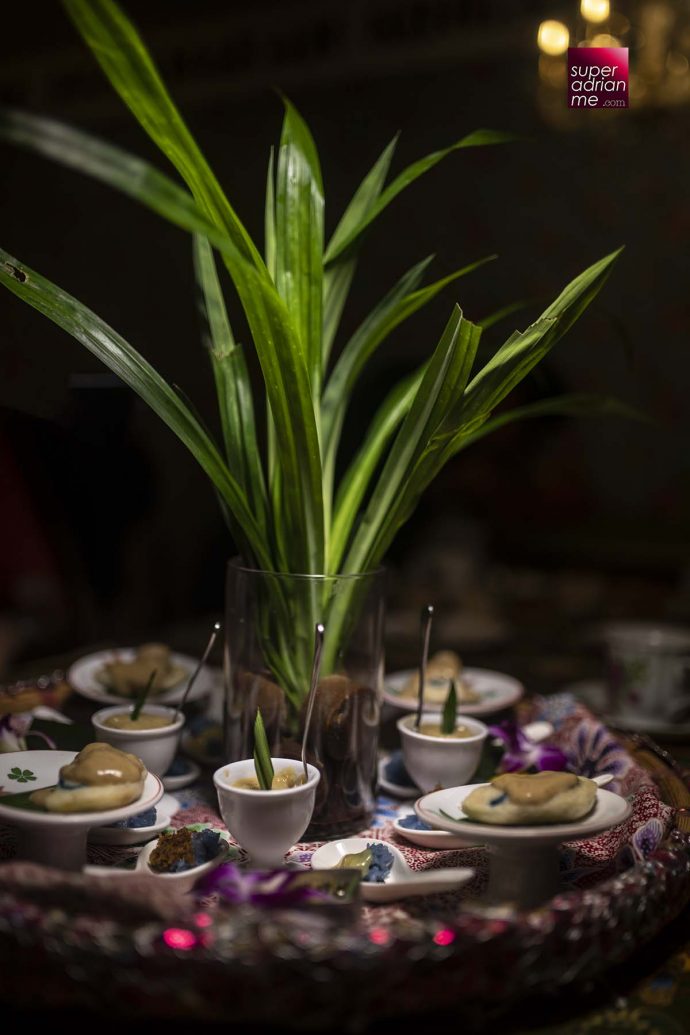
[581,0,610,24]
[538,20,570,56]
[590,33,622,47]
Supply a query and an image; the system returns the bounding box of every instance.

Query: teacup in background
[604,622,690,721]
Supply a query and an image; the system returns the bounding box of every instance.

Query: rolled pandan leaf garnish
[253,708,274,790]
[440,678,458,735]
[131,668,157,722]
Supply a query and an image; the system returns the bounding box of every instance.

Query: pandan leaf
[131,669,157,722]
[253,709,274,790]
[441,679,458,735]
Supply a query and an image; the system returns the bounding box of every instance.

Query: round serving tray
[0,731,689,1029]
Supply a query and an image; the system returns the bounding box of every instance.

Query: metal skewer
[414,605,434,730]
[301,622,325,784]
[174,620,221,723]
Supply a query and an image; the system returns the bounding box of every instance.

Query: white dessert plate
[67,649,216,707]
[162,758,201,791]
[310,836,473,903]
[392,805,476,850]
[0,750,163,870]
[415,778,628,848]
[88,791,180,845]
[383,667,524,716]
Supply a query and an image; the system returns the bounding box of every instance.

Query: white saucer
[564,680,690,740]
[415,781,630,909]
[377,753,418,799]
[416,782,630,846]
[0,750,163,870]
[384,667,524,716]
[68,648,216,707]
[392,805,475,850]
[310,836,473,902]
[162,758,201,791]
[88,792,179,845]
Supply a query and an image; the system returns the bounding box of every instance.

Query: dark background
[0,0,688,678]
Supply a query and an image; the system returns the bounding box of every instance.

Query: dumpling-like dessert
[462,770,597,825]
[97,643,188,698]
[30,742,146,813]
[400,650,480,705]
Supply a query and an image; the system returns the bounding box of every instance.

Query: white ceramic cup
[397,712,488,793]
[213,757,320,868]
[604,622,690,721]
[91,704,184,776]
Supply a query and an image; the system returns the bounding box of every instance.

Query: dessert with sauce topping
[30,742,146,813]
[96,643,188,698]
[462,770,597,825]
[399,651,480,705]
[102,712,172,731]
[232,765,305,790]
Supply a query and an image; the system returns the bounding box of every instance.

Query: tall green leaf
[343,306,481,574]
[330,368,423,570]
[193,235,267,531]
[63,0,261,268]
[0,247,271,569]
[452,393,648,454]
[323,129,515,265]
[63,0,324,572]
[275,99,324,399]
[322,134,398,362]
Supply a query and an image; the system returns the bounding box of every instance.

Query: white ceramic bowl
[397,712,488,793]
[213,757,320,868]
[91,704,185,777]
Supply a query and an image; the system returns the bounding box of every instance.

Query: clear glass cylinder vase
[223,559,385,838]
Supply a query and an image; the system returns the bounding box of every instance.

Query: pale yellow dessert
[97,643,188,698]
[233,766,305,790]
[30,742,147,813]
[417,721,474,739]
[462,771,597,825]
[399,650,480,705]
[102,712,172,731]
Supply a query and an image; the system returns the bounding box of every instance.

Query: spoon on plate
[310,836,473,903]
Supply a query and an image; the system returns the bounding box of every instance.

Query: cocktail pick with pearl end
[301,622,325,784]
[173,620,221,722]
[414,605,434,730]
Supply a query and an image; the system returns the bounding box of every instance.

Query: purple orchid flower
[488,720,568,773]
[196,862,338,907]
[0,714,55,753]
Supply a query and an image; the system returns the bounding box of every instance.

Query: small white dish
[68,649,216,707]
[377,752,418,799]
[91,704,184,777]
[214,757,320,868]
[85,827,231,893]
[384,667,524,716]
[162,757,201,791]
[392,805,474,850]
[397,712,488,793]
[416,779,629,909]
[310,836,474,903]
[0,749,163,871]
[88,792,179,845]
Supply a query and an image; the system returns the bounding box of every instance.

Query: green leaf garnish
[441,678,457,735]
[437,808,467,823]
[131,668,157,722]
[253,708,274,790]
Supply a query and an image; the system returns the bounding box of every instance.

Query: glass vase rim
[227,557,385,582]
